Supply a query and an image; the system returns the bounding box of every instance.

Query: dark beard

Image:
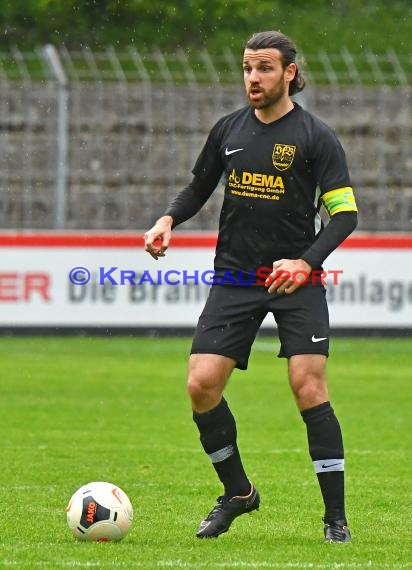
[249,86,287,109]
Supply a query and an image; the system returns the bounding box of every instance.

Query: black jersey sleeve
[192,119,225,180]
[163,175,219,228]
[163,119,225,227]
[310,119,351,193]
[301,211,358,269]
[300,114,358,267]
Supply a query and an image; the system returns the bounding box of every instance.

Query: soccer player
[144,30,357,543]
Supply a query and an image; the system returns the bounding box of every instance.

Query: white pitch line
[157,563,411,569]
[19,560,412,569]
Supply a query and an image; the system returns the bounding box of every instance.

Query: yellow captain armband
[321,187,358,216]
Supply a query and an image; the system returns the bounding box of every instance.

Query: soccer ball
[66,481,133,542]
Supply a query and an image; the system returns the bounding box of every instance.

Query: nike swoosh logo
[312,335,327,343]
[322,462,342,469]
[111,487,123,504]
[199,521,211,530]
[225,147,244,156]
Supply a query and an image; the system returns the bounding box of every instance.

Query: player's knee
[187,373,212,400]
[187,372,223,411]
[293,381,319,404]
[291,373,328,408]
[187,374,204,400]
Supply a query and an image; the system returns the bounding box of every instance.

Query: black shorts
[191,284,329,370]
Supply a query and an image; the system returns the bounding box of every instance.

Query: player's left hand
[265,258,312,295]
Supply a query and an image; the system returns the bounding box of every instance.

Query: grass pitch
[0,336,411,569]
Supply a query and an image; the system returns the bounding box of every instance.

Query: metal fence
[0,46,412,231]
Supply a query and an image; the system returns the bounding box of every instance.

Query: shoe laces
[324,520,349,540]
[204,496,229,520]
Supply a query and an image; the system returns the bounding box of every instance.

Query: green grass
[0,337,411,569]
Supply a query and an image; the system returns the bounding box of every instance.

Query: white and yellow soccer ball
[66,481,133,542]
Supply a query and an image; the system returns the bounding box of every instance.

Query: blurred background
[0,0,411,333]
[1,0,411,232]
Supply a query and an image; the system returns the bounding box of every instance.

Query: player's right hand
[144,216,173,260]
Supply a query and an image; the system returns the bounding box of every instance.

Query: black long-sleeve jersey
[165,103,358,280]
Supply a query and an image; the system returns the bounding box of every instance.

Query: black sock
[301,401,347,523]
[193,398,250,499]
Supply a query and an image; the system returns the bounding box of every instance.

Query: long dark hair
[245,31,305,95]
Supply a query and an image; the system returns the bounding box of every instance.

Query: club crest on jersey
[272,144,296,171]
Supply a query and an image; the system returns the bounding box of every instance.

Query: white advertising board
[0,233,411,328]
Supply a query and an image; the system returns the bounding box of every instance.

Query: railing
[0,47,411,231]
[1,46,412,85]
